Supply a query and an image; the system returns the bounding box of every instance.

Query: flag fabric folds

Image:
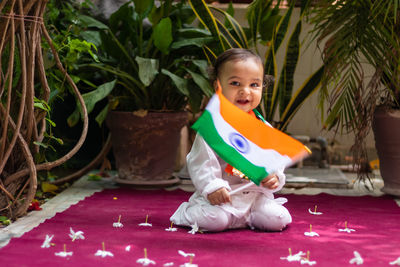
[192,89,310,186]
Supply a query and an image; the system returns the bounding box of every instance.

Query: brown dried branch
[0,104,37,218]
[51,134,113,185]
[0,0,89,218]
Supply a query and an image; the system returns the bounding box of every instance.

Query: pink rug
[1,188,400,266]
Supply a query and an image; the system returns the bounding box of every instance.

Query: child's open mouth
[236,99,250,105]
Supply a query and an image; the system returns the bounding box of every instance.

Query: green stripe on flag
[192,110,269,185]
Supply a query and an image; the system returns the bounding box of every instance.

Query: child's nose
[240,86,250,95]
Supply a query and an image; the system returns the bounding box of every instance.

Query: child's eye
[251,83,261,88]
[230,81,240,86]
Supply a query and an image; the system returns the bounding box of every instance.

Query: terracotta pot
[372,107,400,196]
[106,111,188,186]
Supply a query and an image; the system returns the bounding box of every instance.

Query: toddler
[170,48,292,232]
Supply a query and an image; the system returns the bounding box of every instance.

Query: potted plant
[305,1,400,194]
[68,0,214,185]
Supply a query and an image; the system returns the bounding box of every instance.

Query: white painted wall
[222,4,376,157]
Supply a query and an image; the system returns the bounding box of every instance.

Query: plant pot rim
[375,105,400,118]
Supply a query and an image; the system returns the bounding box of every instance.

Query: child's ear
[213,80,218,91]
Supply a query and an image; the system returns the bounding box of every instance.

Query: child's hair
[208,48,274,89]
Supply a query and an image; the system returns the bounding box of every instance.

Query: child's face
[217,58,263,113]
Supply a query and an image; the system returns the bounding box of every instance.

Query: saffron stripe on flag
[217,90,307,158]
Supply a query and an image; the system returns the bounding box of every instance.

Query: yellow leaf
[41,182,58,193]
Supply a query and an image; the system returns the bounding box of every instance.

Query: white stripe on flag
[206,94,292,174]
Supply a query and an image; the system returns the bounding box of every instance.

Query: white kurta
[170,134,292,232]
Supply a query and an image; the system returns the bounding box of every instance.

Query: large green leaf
[279,66,324,130]
[274,2,293,53]
[185,68,213,97]
[264,45,278,121]
[133,0,154,18]
[153,17,173,54]
[210,6,248,48]
[189,0,225,51]
[246,0,280,48]
[161,69,189,96]
[67,80,116,127]
[95,103,110,126]
[80,31,102,48]
[214,19,242,48]
[192,59,209,78]
[202,46,217,64]
[177,27,211,36]
[78,14,109,30]
[171,37,214,49]
[277,20,301,116]
[188,82,204,114]
[135,56,159,86]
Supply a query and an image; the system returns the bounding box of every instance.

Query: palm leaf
[188,0,225,51]
[277,20,301,116]
[209,6,248,48]
[279,66,324,130]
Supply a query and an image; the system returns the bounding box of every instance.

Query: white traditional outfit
[170,134,292,232]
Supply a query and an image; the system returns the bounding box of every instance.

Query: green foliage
[41,0,105,169]
[73,0,214,126]
[189,0,324,131]
[306,0,400,132]
[44,0,99,111]
[0,216,11,226]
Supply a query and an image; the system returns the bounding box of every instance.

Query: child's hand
[207,188,231,205]
[261,174,280,190]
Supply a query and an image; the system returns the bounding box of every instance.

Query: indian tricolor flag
[192,89,311,186]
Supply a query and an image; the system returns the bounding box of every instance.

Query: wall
[221,4,377,163]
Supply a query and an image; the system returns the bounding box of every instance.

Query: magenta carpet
[1,188,400,267]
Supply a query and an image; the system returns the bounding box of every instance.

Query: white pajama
[170,134,292,232]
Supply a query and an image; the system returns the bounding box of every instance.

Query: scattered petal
[55,251,73,257]
[165,227,178,232]
[339,228,356,233]
[137,258,156,266]
[188,222,200,235]
[164,262,174,266]
[349,251,363,265]
[280,251,306,262]
[390,257,400,265]
[179,263,198,267]
[41,235,54,248]
[300,259,317,265]
[125,245,131,252]
[304,231,319,237]
[139,222,153,227]
[95,250,114,258]
[69,227,85,241]
[113,222,124,228]
[139,215,152,226]
[178,250,195,258]
[308,208,323,215]
[28,200,42,211]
